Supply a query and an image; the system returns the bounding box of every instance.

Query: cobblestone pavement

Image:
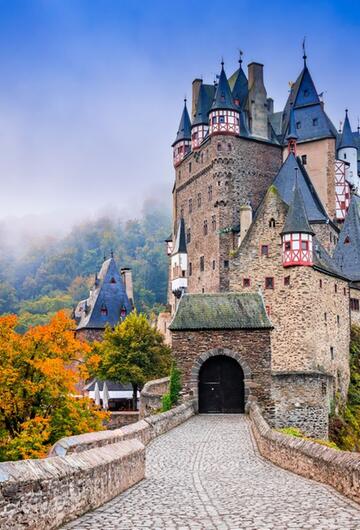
[63,415,360,530]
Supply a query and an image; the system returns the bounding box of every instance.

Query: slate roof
[313,238,347,279]
[338,110,357,150]
[281,179,314,235]
[172,101,191,146]
[76,257,132,330]
[169,292,272,331]
[211,64,238,112]
[230,65,248,110]
[333,194,360,281]
[172,218,187,255]
[282,64,336,143]
[85,379,133,392]
[192,83,215,125]
[286,107,298,141]
[272,153,328,223]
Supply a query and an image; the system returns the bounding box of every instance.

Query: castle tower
[209,62,240,136]
[191,83,210,150]
[281,173,314,267]
[286,107,298,155]
[171,218,188,302]
[247,62,268,138]
[172,100,191,167]
[337,110,359,191]
[231,55,248,109]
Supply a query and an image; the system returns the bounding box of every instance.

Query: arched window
[269,218,276,228]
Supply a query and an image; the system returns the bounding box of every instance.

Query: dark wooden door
[198,355,244,413]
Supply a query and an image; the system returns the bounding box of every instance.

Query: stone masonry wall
[250,401,360,505]
[272,373,332,439]
[75,328,104,342]
[139,376,170,418]
[171,135,281,305]
[350,286,360,326]
[171,330,274,419]
[229,186,350,402]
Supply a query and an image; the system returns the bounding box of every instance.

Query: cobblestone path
[64,415,360,530]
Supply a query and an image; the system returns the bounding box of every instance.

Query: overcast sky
[0,0,359,234]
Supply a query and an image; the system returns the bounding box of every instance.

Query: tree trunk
[132,383,138,411]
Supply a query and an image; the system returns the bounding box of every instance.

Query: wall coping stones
[250,402,360,504]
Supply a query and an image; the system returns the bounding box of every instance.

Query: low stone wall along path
[63,415,360,530]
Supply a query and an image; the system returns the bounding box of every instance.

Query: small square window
[301,154,307,165]
[189,262,192,276]
[304,89,309,97]
[335,284,338,293]
[319,279,323,288]
[261,244,269,257]
[330,346,334,360]
[200,256,204,272]
[243,278,250,287]
[219,115,225,123]
[224,260,229,269]
[285,241,291,251]
[312,118,318,126]
[296,121,301,129]
[284,276,290,286]
[265,277,274,289]
[301,240,308,250]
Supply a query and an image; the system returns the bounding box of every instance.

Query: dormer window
[304,89,309,97]
[269,218,276,228]
[100,304,108,316]
[344,236,350,244]
[301,154,307,165]
[312,118,318,126]
[220,95,225,102]
[120,306,127,319]
[110,277,116,284]
[296,121,301,129]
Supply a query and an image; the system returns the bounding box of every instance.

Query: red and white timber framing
[173,141,191,167]
[282,233,313,267]
[209,110,240,136]
[191,124,209,150]
[334,159,350,221]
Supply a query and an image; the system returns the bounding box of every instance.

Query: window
[344,287,347,296]
[212,215,217,231]
[265,305,271,316]
[301,240,309,250]
[189,262,192,276]
[330,347,334,360]
[178,170,181,180]
[100,304,108,316]
[228,144,232,152]
[344,235,350,244]
[197,193,202,208]
[285,241,291,251]
[189,198,192,213]
[265,277,274,289]
[189,162,192,173]
[261,244,269,257]
[337,315,340,325]
[203,220,208,236]
[344,153,347,159]
[192,131,197,140]
[296,121,301,129]
[212,260,216,270]
[212,116,216,125]
[335,284,338,293]
[110,277,116,284]
[284,276,290,286]
[304,89,309,97]
[217,142,222,151]
[319,279,323,288]
[269,218,276,228]
[301,154,307,165]
[186,228,191,244]
[351,298,360,311]
[330,232,332,243]
[224,260,229,269]
[219,115,225,123]
[312,118,318,126]
[208,185,213,201]
[243,278,250,287]
[324,312,327,321]
[200,256,204,272]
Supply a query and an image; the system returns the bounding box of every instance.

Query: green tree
[92,312,172,409]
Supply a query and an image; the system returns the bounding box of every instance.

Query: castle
[164,51,360,438]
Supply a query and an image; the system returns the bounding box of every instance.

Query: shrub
[161,393,171,412]
[169,363,181,406]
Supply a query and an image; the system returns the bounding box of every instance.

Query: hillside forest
[0,203,171,332]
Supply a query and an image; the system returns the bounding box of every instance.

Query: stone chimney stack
[239,203,252,244]
[247,62,268,139]
[192,78,202,119]
[121,268,134,308]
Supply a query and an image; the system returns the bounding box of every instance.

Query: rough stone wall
[350,286,360,326]
[139,376,170,418]
[171,330,274,419]
[105,411,139,430]
[0,439,145,530]
[229,187,350,402]
[250,401,360,505]
[172,135,281,301]
[156,311,172,345]
[75,328,104,342]
[272,373,332,439]
[312,222,339,254]
[283,138,337,219]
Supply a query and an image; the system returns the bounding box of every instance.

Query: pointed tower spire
[191,83,212,149]
[339,109,356,150]
[286,106,298,154]
[172,99,192,166]
[209,62,240,137]
[171,218,188,300]
[281,172,314,267]
[232,52,248,109]
[302,37,307,67]
[338,109,358,190]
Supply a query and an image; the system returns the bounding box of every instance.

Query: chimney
[247,62,268,139]
[121,268,134,308]
[192,78,202,119]
[239,203,252,244]
[267,97,274,115]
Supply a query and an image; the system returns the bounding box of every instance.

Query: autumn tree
[0,311,106,461]
[91,312,172,410]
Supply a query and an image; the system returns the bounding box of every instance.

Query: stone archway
[189,348,252,412]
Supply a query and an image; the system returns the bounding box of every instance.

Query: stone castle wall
[350,286,360,326]
[171,330,274,420]
[172,135,281,301]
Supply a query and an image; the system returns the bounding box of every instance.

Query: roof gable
[282,180,314,235]
[211,65,238,112]
[230,66,248,109]
[169,292,271,331]
[334,195,360,281]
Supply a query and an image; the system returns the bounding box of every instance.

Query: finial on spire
[357,116,360,134]
[345,108,349,117]
[110,249,114,258]
[184,97,187,105]
[302,37,307,66]
[103,253,106,261]
[221,57,224,68]
[339,121,343,134]
[238,49,243,66]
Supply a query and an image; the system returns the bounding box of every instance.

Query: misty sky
[0,0,359,232]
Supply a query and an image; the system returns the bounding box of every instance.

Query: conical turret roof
[211,63,238,112]
[282,174,314,235]
[172,217,187,255]
[286,107,298,141]
[172,101,191,146]
[338,110,356,150]
[231,63,248,109]
[193,83,214,126]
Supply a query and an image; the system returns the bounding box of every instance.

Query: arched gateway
[199,355,245,413]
